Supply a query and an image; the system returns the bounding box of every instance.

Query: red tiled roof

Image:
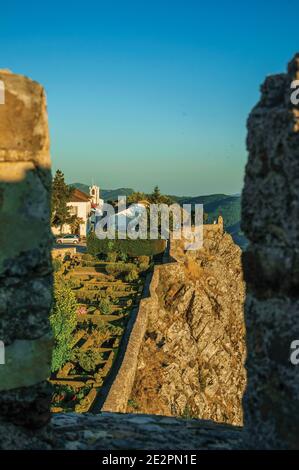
[70,188,91,202]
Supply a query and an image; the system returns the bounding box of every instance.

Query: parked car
[56,234,80,244]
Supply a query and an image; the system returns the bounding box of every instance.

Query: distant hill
[177,194,240,227]
[70,182,90,194]
[70,183,247,249]
[70,183,134,201]
[174,193,247,249]
[102,188,135,201]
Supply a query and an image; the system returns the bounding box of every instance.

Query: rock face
[242,54,299,449]
[128,222,246,426]
[0,70,53,428]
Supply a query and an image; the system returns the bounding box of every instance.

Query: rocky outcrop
[242,53,299,449]
[0,70,53,428]
[128,222,246,426]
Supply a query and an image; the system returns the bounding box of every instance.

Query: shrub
[50,276,78,372]
[138,255,150,272]
[106,251,118,262]
[105,262,124,277]
[52,258,63,273]
[139,263,149,273]
[68,278,82,289]
[125,268,139,282]
[138,255,150,266]
[98,298,113,315]
[82,253,95,262]
[72,348,103,372]
[118,251,128,262]
[128,399,139,410]
[105,262,137,278]
[81,253,96,267]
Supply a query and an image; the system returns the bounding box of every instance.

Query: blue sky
[1,0,298,195]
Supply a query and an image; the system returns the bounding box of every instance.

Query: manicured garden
[50,249,151,413]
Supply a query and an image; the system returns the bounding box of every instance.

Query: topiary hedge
[87,232,166,257]
[105,262,136,277]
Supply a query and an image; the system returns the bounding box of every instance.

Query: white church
[52,184,103,238]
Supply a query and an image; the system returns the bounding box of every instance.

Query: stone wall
[101,266,161,412]
[242,54,299,449]
[0,411,243,450]
[0,70,53,428]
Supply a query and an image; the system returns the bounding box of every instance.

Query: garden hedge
[87,233,166,257]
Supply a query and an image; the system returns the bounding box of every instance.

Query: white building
[52,188,92,238]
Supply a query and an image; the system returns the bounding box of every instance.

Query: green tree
[51,170,74,233]
[69,216,84,235]
[151,185,161,203]
[149,186,174,205]
[50,276,78,372]
[127,191,147,204]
